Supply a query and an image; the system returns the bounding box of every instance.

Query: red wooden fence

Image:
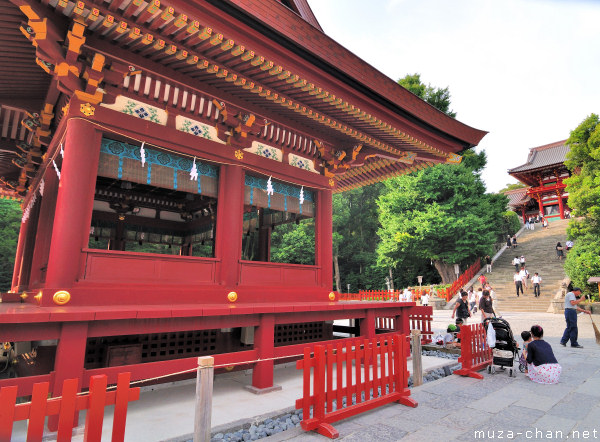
[0,372,140,442]
[295,334,416,439]
[453,324,492,380]
[375,306,433,344]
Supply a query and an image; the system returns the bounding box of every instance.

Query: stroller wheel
[518,363,526,373]
[509,368,515,377]
[490,366,496,374]
[487,365,491,374]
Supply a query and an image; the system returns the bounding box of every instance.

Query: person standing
[512,235,518,248]
[560,287,591,348]
[479,290,495,320]
[478,273,487,289]
[513,256,520,272]
[485,255,492,273]
[452,291,471,323]
[525,218,530,230]
[520,255,526,267]
[530,217,535,230]
[556,242,564,260]
[514,270,523,297]
[506,235,512,248]
[519,266,530,290]
[532,272,542,297]
[468,287,477,313]
[421,291,429,307]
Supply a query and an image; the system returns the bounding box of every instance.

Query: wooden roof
[0,0,487,198]
[509,140,569,186]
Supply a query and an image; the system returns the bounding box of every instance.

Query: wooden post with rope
[194,356,214,442]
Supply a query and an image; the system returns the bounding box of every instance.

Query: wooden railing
[0,372,140,442]
[453,324,492,380]
[295,334,416,439]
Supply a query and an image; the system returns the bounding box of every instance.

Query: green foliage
[563,114,600,296]
[502,211,522,238]
[376,151,507,282]
[270,219,315,265]
[498,182,527,194]
[398,73,456,118]
[564,235,600,299]
[0,199,22,291]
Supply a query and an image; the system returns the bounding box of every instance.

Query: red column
[521,208,526,223]
[250,314,281,392]
[536,194,544,215]
[45,119,101,292]
[16,197,41,290]
[316,189,333,290]
[48,321,89,431]
[558,191,565,219]
[361,310,376,338]
[29,169,59,287]
[214,165,244,288]
[11,219,26,291]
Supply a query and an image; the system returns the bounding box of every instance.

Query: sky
[306,0,600,192]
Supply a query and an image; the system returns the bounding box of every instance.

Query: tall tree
[0,199,21,291]
[376,151,507,283]
[398,73,456,118]
[563,114,600,298]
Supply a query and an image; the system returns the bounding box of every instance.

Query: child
[519,330,532,373]
[443,324,460,348]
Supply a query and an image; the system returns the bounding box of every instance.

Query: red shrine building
[0,0,486,413]
[507,140,571,222]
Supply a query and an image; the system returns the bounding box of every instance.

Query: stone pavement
[269,311,600,442]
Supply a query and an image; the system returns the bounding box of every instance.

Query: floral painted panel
[175,115,224,144]
[244,141,282,162]
[101,95,167,125]
[288,153,318,173]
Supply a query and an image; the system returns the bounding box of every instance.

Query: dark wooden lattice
[274,322,333,347]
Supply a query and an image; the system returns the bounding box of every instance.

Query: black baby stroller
[483,317,519,377]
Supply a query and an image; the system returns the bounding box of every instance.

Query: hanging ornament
[60,142,64,158]
[52,160,61,179]
[299,186,304,206]
[39,178,45,197]
[190,157,198,181]
[22,193,37,223]
[266,176,274,196]
[140,142,146,166]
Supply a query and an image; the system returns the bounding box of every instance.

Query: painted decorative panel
[101,96,167,125]
[288,153,318,173]
[244,141,282,162]
[176,115,224,144]
[243,174,314,216]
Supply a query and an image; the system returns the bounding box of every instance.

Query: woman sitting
[526,325,561,384]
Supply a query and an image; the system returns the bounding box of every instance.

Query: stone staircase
[485,219,569,313]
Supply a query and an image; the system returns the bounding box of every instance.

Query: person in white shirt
[520,255,526,266]
[532,272,542,297]
[468,288,477,313]
[514,270,523,297]
[519,267,529,289]
[402,288,412,302]
[421,292,429,306]
[513,256,520,272]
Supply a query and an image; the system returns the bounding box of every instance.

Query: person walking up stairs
[485,219,569,313]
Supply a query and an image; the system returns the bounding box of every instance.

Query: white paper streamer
[52,160,61,179]
[299,186,304,206]
[266,176,274,196]
[190,157,198,181]
[140,142,146,166]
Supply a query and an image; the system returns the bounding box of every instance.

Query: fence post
[194,356,214,442]
[410,330,423,387]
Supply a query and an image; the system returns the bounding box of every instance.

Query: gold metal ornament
[234,149,244,160]
[53,290,71,305]
[328,292,336,301]
[80,103,95,117]
[227,291,238,302]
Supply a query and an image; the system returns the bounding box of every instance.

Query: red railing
[442,260,482,301]
[375,306,433,344]
[453,324,492,380]
[0,372,140,442]
[295,334,416,439]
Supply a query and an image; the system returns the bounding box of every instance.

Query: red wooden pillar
[16,194,42,290]
[10,219,26,291]
[29,169,59,287]
[558,191,565,219]
[317,188,333,290]
[48,321,89,431]
[45,119,101,293]
[536,194,544,216]
[215,165,244,288]
[248,314,281,393]
[520,207,526,223]
[361,310,376,338]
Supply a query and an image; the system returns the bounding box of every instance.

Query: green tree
[398,73,456,118]
[0,199,22,291]
[270,219,315,265]
[376,151,507,283]
[498,182,527,194]
[563,114,600,297]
